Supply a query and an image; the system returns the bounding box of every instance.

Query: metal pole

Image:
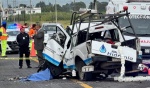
[0,0,2,24]
[14,0,16,22]
[30,0,32,24]
[13,0,16,22]
[7,0,8,8]
[24,7,25,24]
[73,0,75,11]
[55,0,57,23]
[94,0,97,10]
[13,0,14,22]
[15,0,16,8]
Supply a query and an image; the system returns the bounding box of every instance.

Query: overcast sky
[2,0,109,8]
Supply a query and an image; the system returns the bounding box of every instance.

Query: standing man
[34,24,45,67]
[17,26,32,69]
[0,21,8,57]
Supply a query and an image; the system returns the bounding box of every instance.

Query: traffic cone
[30,41,36,57]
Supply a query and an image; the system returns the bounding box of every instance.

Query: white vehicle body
[43,23,138,67]
[106,0,150,58]
[42,6,144,80]
[41,23,64,44]
[43,10,142,80]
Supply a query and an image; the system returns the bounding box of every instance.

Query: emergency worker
[17,26,32,69]
[28,24,36,38]
[28,24,36,50]
[0,21,8,57]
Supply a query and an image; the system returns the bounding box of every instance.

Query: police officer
[16,26,32,69]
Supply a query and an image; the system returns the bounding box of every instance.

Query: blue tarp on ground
[21,68,53,81]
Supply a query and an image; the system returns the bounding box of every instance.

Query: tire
[76,60,93,81]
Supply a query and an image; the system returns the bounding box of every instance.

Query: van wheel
[76,60,93,81]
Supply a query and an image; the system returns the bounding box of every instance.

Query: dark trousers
[19,47,30,67]
[37,50,45,67]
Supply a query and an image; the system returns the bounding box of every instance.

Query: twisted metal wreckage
[14,0,150,82]
[38,4,150,82]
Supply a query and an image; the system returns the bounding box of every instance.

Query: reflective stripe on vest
[0,27,8,40]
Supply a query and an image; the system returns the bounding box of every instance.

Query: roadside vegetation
[7,1,108,28]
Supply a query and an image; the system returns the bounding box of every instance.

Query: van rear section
[80,39,141,78]
[91,41,137,62]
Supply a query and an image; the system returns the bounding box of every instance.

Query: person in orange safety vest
[28,24,36,38]
[28,24,36,49]
[0,21,8,57]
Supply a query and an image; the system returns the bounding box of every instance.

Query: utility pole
[13,0,14,22]
[30,0,32,24]
[24,7,25,24]
[94,0,97,10]
[7,0,8,8]
[0,0,2,24]
[15,0,17,8]
[55,0,57,23]
[73,0,75,11]
[12,0,16,22]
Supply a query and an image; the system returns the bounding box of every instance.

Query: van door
[63,35,76,68]
[43,25,70,66]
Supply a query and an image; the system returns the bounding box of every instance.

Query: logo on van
[100,44,106,53]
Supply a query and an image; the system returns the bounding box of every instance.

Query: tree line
[7,1,108,23]
[36,1,108,12]
[9,1,108,13]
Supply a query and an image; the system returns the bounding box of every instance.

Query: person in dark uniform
[16,26,32,69]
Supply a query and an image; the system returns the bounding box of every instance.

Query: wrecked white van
[42,8,142,81]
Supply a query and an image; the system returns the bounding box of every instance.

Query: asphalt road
[0,54,150,88]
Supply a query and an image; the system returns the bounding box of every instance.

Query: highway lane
[0,54,150,88]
